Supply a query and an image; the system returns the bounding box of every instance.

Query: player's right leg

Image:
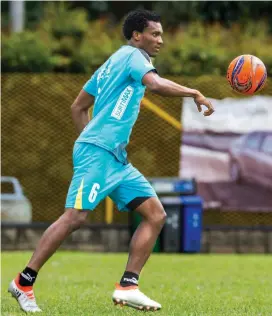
[8,143,114,313]
[110,165,166,311]
[112,197,165,311]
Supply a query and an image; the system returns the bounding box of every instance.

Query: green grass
[1,252,272,315]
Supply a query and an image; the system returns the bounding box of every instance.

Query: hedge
[2,3,272,76]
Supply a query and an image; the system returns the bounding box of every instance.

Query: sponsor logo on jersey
[111,86,134,120]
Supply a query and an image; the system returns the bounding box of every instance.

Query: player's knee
[152,207,167,226]
[159,209,167,225]
[63,208,88,230]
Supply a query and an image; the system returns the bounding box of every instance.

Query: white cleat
[8,276,42,313]
[112,283,161,311]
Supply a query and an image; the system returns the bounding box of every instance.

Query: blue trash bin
[180,196,203,253]
[160,195,203,253]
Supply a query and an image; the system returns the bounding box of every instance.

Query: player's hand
[194,93,214,116]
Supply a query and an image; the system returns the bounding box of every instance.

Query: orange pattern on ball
[227,55,267,95]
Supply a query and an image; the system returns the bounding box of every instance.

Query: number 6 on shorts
[88,183,100,203]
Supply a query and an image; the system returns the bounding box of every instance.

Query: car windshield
[1,181,15,194]
[261,135,272,155]
[245,133,263,151]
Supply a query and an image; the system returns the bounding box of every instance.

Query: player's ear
[132,31,141,41]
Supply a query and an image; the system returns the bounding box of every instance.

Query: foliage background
[2,2,272,75]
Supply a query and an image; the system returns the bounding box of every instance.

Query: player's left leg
[110,166,166,311]
[8,208,89,313]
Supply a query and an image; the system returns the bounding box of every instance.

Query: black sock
[120,271,139,287]
[19,267,38,286]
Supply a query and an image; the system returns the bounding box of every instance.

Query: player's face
[140,21,163,57]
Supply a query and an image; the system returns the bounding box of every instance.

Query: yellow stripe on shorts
[74,178,84,209]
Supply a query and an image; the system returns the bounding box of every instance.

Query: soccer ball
[227,55,267,95]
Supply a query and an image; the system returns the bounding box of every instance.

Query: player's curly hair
[123,9,161,40]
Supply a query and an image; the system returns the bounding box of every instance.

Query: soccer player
[8,9,214,313]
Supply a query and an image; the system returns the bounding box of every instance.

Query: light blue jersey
[76,45,156,164]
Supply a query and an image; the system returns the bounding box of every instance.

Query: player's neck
[127,40,139,49]
[127,41,149,55]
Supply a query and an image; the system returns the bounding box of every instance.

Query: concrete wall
[2,227,272,253]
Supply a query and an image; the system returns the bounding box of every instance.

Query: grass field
[1,252,272,315]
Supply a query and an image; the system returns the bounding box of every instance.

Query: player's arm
[142,71,214,117]
[71,90,94,133]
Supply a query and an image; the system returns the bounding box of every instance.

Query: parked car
[1,177,32,223]
[228,131,272,189]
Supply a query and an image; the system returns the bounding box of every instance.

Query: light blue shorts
[65,143,157,211]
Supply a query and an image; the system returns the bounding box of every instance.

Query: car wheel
[230,160,242,183]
